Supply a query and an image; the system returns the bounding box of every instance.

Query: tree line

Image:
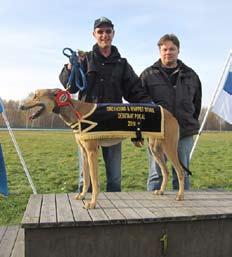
[0,99,232,131]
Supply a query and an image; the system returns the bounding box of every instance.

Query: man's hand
[66,50,87,71]
[77,50,87,61]
[67,63,72,70]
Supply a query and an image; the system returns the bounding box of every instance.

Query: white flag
[212,59,232,124]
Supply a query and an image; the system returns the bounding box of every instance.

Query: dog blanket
[72,103,164,140]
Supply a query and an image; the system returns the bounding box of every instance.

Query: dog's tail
[179,157,192,176]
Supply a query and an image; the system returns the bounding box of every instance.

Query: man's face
[93,25,114,49]
[159,40,179,67]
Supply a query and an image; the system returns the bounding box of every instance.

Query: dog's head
[20,88,61,119]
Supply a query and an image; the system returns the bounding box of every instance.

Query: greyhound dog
[20,88,186,209]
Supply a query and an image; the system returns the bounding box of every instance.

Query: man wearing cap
[59,17,152,192]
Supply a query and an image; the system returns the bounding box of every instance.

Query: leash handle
[62,47,88,92]
[62,47,74,58]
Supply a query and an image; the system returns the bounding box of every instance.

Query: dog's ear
[46,88,60,100]
[51,88,60,96]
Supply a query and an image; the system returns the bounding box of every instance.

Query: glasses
[96,29,113,35]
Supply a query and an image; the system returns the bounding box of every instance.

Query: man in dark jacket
[59,17,152,192]
[140,34,202,191]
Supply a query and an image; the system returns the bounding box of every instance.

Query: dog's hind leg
[149,139,169,196]
[162,110,185,200]
[164,142,185,201]
[74,142,90,201]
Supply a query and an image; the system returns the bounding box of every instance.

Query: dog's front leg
[74,142,90,201]
[83,140,99,209]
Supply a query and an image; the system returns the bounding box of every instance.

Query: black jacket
[140,59,202,138]
[59,44,152,104]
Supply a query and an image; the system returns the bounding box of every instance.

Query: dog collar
[54,89,82,120]
[55,90,72,107]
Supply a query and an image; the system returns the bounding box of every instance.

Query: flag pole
[190,50,232,160]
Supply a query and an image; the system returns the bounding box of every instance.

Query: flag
[0,98,3,113]
[212,60,232,124]
[0,144,8,197]
[0,99,9,196]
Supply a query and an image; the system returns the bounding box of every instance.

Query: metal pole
[0,98,37,194]
[190,50,232,160]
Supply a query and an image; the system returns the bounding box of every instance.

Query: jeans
[147,136,193,191]
[78,142,121,192]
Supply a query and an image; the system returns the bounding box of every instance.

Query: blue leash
[62,48,88,92]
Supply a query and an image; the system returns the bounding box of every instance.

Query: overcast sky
[0,0,232,107]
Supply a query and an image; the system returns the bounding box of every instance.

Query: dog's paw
[131,139,144,148]
[84,201,96,209]
[176,194,184,201]
[153,190,164,195]
[74,193,85,200]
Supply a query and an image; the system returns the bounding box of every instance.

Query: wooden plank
[217,200,232,207]
[87,207,110,225]
[115,192,134,200]
[137,199,176,208]
[0,226,7,242]
[147,204,232,222]
[11,228,24,257]
[148,207,178,220]
[128,191,155,200]
[221,206,232,214]
[184,193,230,200]
[124,200,143,208]
[110,199,129,208]
[40,194,57,227]
[103,208,127,224]
[117,208,142,224]
[0,225,19,257]
[104,192,121,200]
[97,192,107,200]
[186,206,223,217]
[198,207,231,218]
[56,193,75,226]
[21,194,42,228]
[97,199,115,208]
[130,191,177,201]
[68,193,92,226]
[97,198,127,224]
[136,199,153,208]
[170,207,202,218]
[133,207,157,223]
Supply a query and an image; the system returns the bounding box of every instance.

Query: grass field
[0,130,232,225]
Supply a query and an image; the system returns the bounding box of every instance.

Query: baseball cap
[94,17,114,30]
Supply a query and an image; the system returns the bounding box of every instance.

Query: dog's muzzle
[20,103,45,120]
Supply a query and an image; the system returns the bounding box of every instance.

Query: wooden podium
[22,191,232,257]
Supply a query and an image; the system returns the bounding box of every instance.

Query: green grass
[0,130,232,225]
